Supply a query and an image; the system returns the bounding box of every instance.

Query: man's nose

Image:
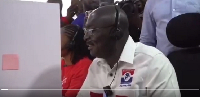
[84,32,90,41]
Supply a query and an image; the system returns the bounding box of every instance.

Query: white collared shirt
[77,36,181,97]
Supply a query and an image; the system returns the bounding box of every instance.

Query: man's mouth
[86,41,95,50]
[88,45,93,50]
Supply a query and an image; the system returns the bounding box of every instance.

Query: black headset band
[71,25,80,42]
[67,25,80,50]
[114,6,119,29]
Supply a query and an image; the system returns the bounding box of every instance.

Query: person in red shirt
[47,0,77,27]
[61,24,93,97]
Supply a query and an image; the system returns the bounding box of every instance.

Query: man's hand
[67,5,78,22]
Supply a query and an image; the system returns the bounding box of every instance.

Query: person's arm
[145,54,181,97]
[139,0,156,47]
[64,68,88,97]
[61,4,77,27]
[66,5,78,23]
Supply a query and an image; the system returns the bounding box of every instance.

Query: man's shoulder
[90,58,103,66]
[135,42,164,57]
[86,58,104,74]
[87,57,100,64]
[134,42,172,70]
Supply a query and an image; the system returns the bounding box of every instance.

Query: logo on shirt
[62,77,67,85]
[120,69,134,87]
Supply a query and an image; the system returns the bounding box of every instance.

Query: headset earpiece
[68,41,75,51]
[115,28,123,40]
[110,27,122,40]
[109,6,123,40]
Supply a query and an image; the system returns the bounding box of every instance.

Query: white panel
[0,0,61,97]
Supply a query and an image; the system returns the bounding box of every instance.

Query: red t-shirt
[61,17,70,25]
[61,57,92,97]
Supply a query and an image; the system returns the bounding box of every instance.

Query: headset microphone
[103,86,113,97]
[110,6,123,40]
[103,7,121,96]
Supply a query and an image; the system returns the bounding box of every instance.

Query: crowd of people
[47,0,200,97]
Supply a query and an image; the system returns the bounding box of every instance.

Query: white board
[0,0,62,97]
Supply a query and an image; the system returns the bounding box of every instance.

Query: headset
[109,6,123,40]
[68,25,79,51]
[103,6,123,97]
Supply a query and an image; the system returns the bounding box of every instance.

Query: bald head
[85,5,129,32]
[84,5,130,65]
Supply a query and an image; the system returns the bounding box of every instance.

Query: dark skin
[127,0,146,29]
[69,0,83,16]
[127,0,146,41]
[80,0,100,12]
[47,0,75,26]
[141,0,147,6]
[128,4,142,29]
[84,6,129,68]
[135,0,145,14]
[121,0,146,29]
[99,0,114,6]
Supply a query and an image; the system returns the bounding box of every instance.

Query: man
[118,0,146,42]
[140,0,200,56]
[72,0,114,28]
[77,5,180,97]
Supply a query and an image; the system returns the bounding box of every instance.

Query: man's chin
[90,52,95,57]
[90,50,98,57]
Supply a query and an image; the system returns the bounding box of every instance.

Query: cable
[109,62,119,86]
[103,62,119,97]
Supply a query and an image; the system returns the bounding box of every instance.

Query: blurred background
[20,0,121,17]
